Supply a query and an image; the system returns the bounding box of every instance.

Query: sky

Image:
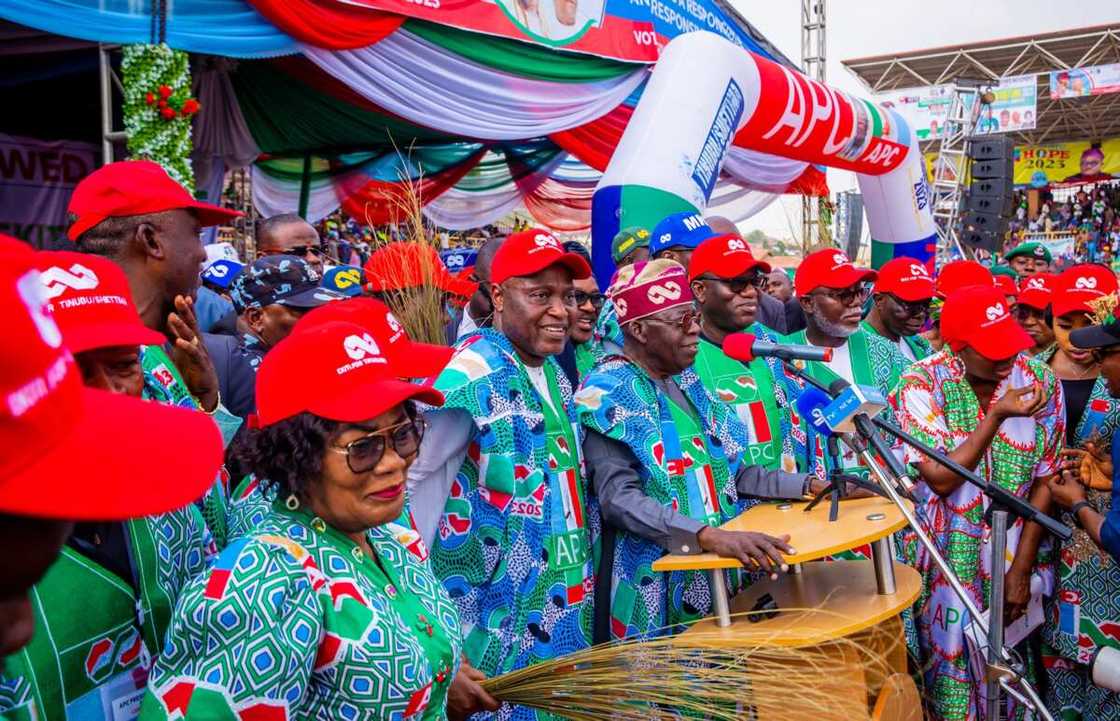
[726,0,1120,241]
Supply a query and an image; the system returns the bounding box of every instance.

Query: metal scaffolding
[927,85,983,258]
[800,0,826,250]
[841,23,1120,147]
[98,44,127,165]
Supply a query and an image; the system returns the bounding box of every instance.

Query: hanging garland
[122,43,198,191]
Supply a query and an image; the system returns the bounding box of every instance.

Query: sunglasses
[887,294,932,317]
[329,413,426,474]
[697,273,767,294]
[1013,305,1046,321]
[643,307,699,333]
[283,245,324,258]
[572,290,606,310]
[813,284,871,307]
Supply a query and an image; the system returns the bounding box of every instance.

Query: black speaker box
[960,228,1001,253]
[961,210,1007,234]
[966,191,1014,216]
[969,136,1013,162]
[971,158,1014,179]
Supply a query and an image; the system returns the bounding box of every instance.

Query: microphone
[794,385,834,437]
[722,332,834,364]
[822,383,889,433]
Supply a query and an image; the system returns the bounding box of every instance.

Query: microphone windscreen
[794,385,833,435]
[721,332,757,363]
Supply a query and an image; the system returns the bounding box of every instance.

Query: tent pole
[297,154,312,219]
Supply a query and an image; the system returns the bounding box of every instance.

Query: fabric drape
[300,31,648,140]
[244,0,404,49]
[0,0,296,57]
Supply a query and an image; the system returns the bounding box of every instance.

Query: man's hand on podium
[698,527,795,580]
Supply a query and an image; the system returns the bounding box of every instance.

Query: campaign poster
[1050,63,1120,100]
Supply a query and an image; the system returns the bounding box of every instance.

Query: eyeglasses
[1013,305,1046,321]
[281,245,324,258]
[329,413,426,474]
[643,308,699,333]
[887,294,932,317]
[697,273,767,294]
[813,285,871,307]
[1092,346,1120,361]
[572,290,606,310]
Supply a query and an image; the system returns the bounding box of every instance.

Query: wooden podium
[653,496,923,721]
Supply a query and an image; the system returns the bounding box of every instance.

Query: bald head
[468,235,505,324]
[256,214,323,273]
[705,216,740,237]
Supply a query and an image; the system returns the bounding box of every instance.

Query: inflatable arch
[592,31,937,284]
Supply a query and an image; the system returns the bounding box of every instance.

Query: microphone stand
[778,359,1065,720]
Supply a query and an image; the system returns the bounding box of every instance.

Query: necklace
[1053,350,1099,381]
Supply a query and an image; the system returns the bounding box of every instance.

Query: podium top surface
[651,496,910,572]
[674,560,922,647]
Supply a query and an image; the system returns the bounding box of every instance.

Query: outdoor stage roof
[842,23,1120,145]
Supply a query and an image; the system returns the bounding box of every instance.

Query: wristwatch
[1070,500,1094,529]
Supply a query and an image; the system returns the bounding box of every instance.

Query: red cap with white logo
[0,235,222,520]
[935,260,994,300]
[1051,264,1118,318]
[36,251,164,353]
[294,297,453,380]
[872,257,935,302]
[794,248,876,296]
[688,234,771,282]
[941,284,1033,360]
[1016,272,1057,310]
[254,320,444,427]
[490,229,591,285]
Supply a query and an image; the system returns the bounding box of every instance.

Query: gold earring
[285,494,300,511]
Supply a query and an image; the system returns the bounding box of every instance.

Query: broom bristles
[481,607,909,721]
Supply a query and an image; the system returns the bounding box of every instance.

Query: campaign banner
[0,133,97,249]
[1050,63,1120,99]
[1014,136,1120,187]
[877,75,1036,141]
[336,0,774,63]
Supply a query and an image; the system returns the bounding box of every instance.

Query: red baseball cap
[490,229,591,285]
[0,235,222,520]
[873,257,934,302]
[36,251,164,353]
[1016,272,1056,310]
[1051,264,1119,318]
[295,297,453,380]
[794,248,876,296]
[255,320,444,427]
[363,242,456,294]
[688,234,771,282]
[67,160,242,241]
[941,285,1032,360]
[935,261,994,300]
[994,275,1018,299]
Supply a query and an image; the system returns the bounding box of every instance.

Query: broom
[480,608,907,721]
[352,149,456,347]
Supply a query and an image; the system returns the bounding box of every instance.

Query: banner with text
[333,0,778,63]
[0,133,97,248]
[877,75,1037,141]
[1050,63,1120,99]
[1014,136,1120,187]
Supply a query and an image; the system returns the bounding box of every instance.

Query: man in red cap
[68,160,240,420]
[689,234,801,474]
[863,257,935,364]
[0,237,221,711]
[3,250,224,719]
[786,249,907,480]
[1016,273,1058,357]
[415,229,598,694]
[892,284,1063,719]
[576,258,804,640]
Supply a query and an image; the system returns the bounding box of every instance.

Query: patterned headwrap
[607,258,692,325]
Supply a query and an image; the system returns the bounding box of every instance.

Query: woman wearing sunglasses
[141,320,499,721]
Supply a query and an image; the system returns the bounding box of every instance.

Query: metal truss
[841,24,1120,146]
[801,0,826,250]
